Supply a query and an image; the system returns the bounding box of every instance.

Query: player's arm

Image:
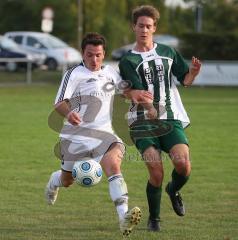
[183,56,201,87]
[123,89,152,104]
[123,89,157,119]
[54,100,81,125]
[119,59,157,119]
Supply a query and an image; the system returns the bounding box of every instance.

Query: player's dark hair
[132,5,160,26]
[81,32,106,52]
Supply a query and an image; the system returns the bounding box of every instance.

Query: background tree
[0,0,78,45]
[0,0,238,59]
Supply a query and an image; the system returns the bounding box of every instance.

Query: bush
[180,32,238,60]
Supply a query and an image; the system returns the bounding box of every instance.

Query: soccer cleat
[165,183,185,216]
[45,174,59,205]
[120,206,142,236]
[147,218,161,232]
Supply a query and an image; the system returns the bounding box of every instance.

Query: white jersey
[55,63,122,143]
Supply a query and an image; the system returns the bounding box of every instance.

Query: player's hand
[190,56,201,77]
[183,56,201,86]
[124,89,153,104]
[146,106,158,119]
[66,111,81,125]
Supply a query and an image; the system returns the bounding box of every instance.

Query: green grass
[0,69,62,85]
[0,85,238,240]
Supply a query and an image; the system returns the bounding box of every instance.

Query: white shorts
[58,136,125,172]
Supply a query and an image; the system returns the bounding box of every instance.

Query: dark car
[111,34,180,61]
[0,36,40,71]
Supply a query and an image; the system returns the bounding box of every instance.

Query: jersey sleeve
[119,57,144,90]
[109,65,122,87]
[54,70,75,104]
[104,65,124,94]
[114,70,125,94]
[171,49,189,85]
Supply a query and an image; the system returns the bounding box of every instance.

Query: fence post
[26,61,32,84]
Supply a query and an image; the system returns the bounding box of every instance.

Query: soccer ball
[72,160,103,187]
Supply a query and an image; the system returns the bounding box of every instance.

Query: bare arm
[183,56,202,87]
[123,89,157,119]
[55,100,81,125]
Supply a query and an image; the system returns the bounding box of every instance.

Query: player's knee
[174,157,191,176]
[62,178,74,187]
[170,148,190,176]
[143,146,161,164]
[61,174,74,187]
[144,148,163,186]
[101,158,122,177]
[149,167,164,186]
[110,164,121,175]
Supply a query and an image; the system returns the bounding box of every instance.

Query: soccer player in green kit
[119,5,201,231]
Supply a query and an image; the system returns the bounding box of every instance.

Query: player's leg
[100,142,141,236]
[45,139,75,205]
[45,169,74,205]
[45,169,63,205]
[166,143,190,216]
[129,126,163,232]
[169,143,191,184]
[100,142,124,177]
[100,143,127,220]
[142,145,163,232]
[161,120,190,216]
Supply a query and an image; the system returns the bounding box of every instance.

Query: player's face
[133,16,156,46]
[83,44,105,71]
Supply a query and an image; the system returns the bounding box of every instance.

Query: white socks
[50,170,63,189]
[108,174,129,221]
[116,203,128,221]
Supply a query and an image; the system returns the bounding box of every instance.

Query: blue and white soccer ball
[72,160,103,187]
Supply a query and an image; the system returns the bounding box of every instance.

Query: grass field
[0,69,62,85]
[0,84,237,240]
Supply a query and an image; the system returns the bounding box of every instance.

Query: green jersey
[119,43,190,128]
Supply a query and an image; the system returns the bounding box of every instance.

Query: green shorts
[130,120,189,154]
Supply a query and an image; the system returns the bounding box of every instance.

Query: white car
[0,35,45,71]
[4,31,82,70]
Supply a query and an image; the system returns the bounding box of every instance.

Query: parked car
[111,34,180,60]
[4,31,82,70]
[0,35,45,71]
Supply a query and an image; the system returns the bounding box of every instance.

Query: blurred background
[0,0,238,60]
[0,0,238,85]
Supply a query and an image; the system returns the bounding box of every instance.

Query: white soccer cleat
[45,174,59,205]
[120,206,142,236]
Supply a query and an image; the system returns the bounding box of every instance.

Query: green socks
[168,169,189,194]
[146,181,162,220]
[146,170,189,219]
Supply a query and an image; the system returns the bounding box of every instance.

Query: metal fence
[108,60,238,86]
[192,61,238,86]
[1,59,238,86]
[0,58,33,84]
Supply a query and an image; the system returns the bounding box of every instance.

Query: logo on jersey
[156,64,165,82]
[87,78,97,83]
[143,63,165,85]
[144,67,154,85]
[146,54,155,58]
[106,77,114,84]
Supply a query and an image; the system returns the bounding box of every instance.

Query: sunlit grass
[0,86,237,240]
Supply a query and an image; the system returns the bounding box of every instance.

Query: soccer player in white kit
[45,32,147,236]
